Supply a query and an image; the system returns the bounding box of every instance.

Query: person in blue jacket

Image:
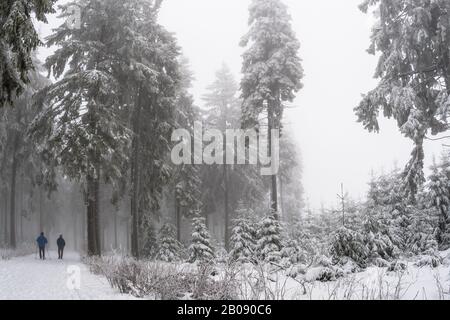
[36,232,48,260]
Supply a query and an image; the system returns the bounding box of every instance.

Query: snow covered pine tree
[189,215,215,265]
[0,0,55,107]
[230,204,257,264]
[240,0,304,217]
[356,0,450,199]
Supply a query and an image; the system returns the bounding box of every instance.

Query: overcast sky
[38,0,446,210]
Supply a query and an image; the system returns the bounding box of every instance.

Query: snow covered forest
[1,0,450,301]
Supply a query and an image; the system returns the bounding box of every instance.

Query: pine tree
[356,0,450,199]
[172,57,203,242]
[229,204,257,263]
[427,155,450,249]
[119,0,181,260]
[240,0,304,217]
[0,0,56,107]
[202,64,241,250]
[188,215,215,265]
[256,212,283,263]
[0,55,49,248]
[155,223,184,263]
[31,0,146,256]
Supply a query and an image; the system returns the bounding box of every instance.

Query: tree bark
[223,164,230,251]
[86,175,96,256]
[175,195,181,242]
[39,187,44,234]
[86,171,101,256]
[9,131,20,248]
[2,187,8,245]
[130,84,143,259]
[267,106,278,219]
[279,176,285,220]
[94,172,101,254]
[113,209,118,249]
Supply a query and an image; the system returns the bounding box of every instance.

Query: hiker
[36,232,48,260]
[57,235,66,260]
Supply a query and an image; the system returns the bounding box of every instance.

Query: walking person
[36,232,48,260]
[57,235,66,260]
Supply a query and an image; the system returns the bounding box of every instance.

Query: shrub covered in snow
[330,227,370,267]
[155,223,184,263]
[303,256,344,282]
[256,213,283,263]
[85,256,237,300]
[229,206,257,264]
[189,215,215,265]
[280,238,306,267]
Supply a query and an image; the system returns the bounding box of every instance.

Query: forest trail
[0,252,132,300]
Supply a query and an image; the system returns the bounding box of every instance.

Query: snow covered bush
[188,215,215,265]
[155,223,184,263]
[256,213,283,263]
[427,155,450,250]
[303,256,344,282]
[229,206,257,264]
[280,238,305,267]
[414,254,442,268]
[140,218,158,259]
[387,261,408,273]
[85,256,238,300]
[330,227,370,268]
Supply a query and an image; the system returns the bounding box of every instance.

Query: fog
[158,0,445,209]
[36,0,446,210]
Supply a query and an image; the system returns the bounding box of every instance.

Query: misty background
[34,0,445,209]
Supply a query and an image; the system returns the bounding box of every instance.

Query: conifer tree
[0,56,49,248]
[356,0,450,200]
[0,0,56,107]
[31,0,148,256]
[155,223,184,262]
[229,204,257,263]
[202,64,240,250]
[256,212,283,263]
[172,58,203,242]
[119,0,181,259]
[427,154,450,249]
[189,215,215,265]
[240,0,304,217]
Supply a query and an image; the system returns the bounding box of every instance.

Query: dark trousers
[58,247,64,259]
[39,247,45,260]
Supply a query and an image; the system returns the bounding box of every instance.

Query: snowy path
[0,252,133,300]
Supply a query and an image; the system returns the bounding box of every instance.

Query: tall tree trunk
[86,172,101,256]
[224,164,230,251]
[279,176,285,220]
[267,106,278,219]
[19,175,23,242]
[39,187,44,234]
[81,205,86,253]
[130,85,143,259]
[73,210,78,251]
[9,131,20,249]
[175,195,181,242]
[94,172,101,254]
[2,187,8,244]
[113,209,118,249]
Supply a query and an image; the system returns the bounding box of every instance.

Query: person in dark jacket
[57,235,66,260]
[36,232,48,260]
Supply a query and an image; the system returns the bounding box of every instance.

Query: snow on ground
[0,251,134,300]
[266,251,450,300]
[1,250,450,300]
